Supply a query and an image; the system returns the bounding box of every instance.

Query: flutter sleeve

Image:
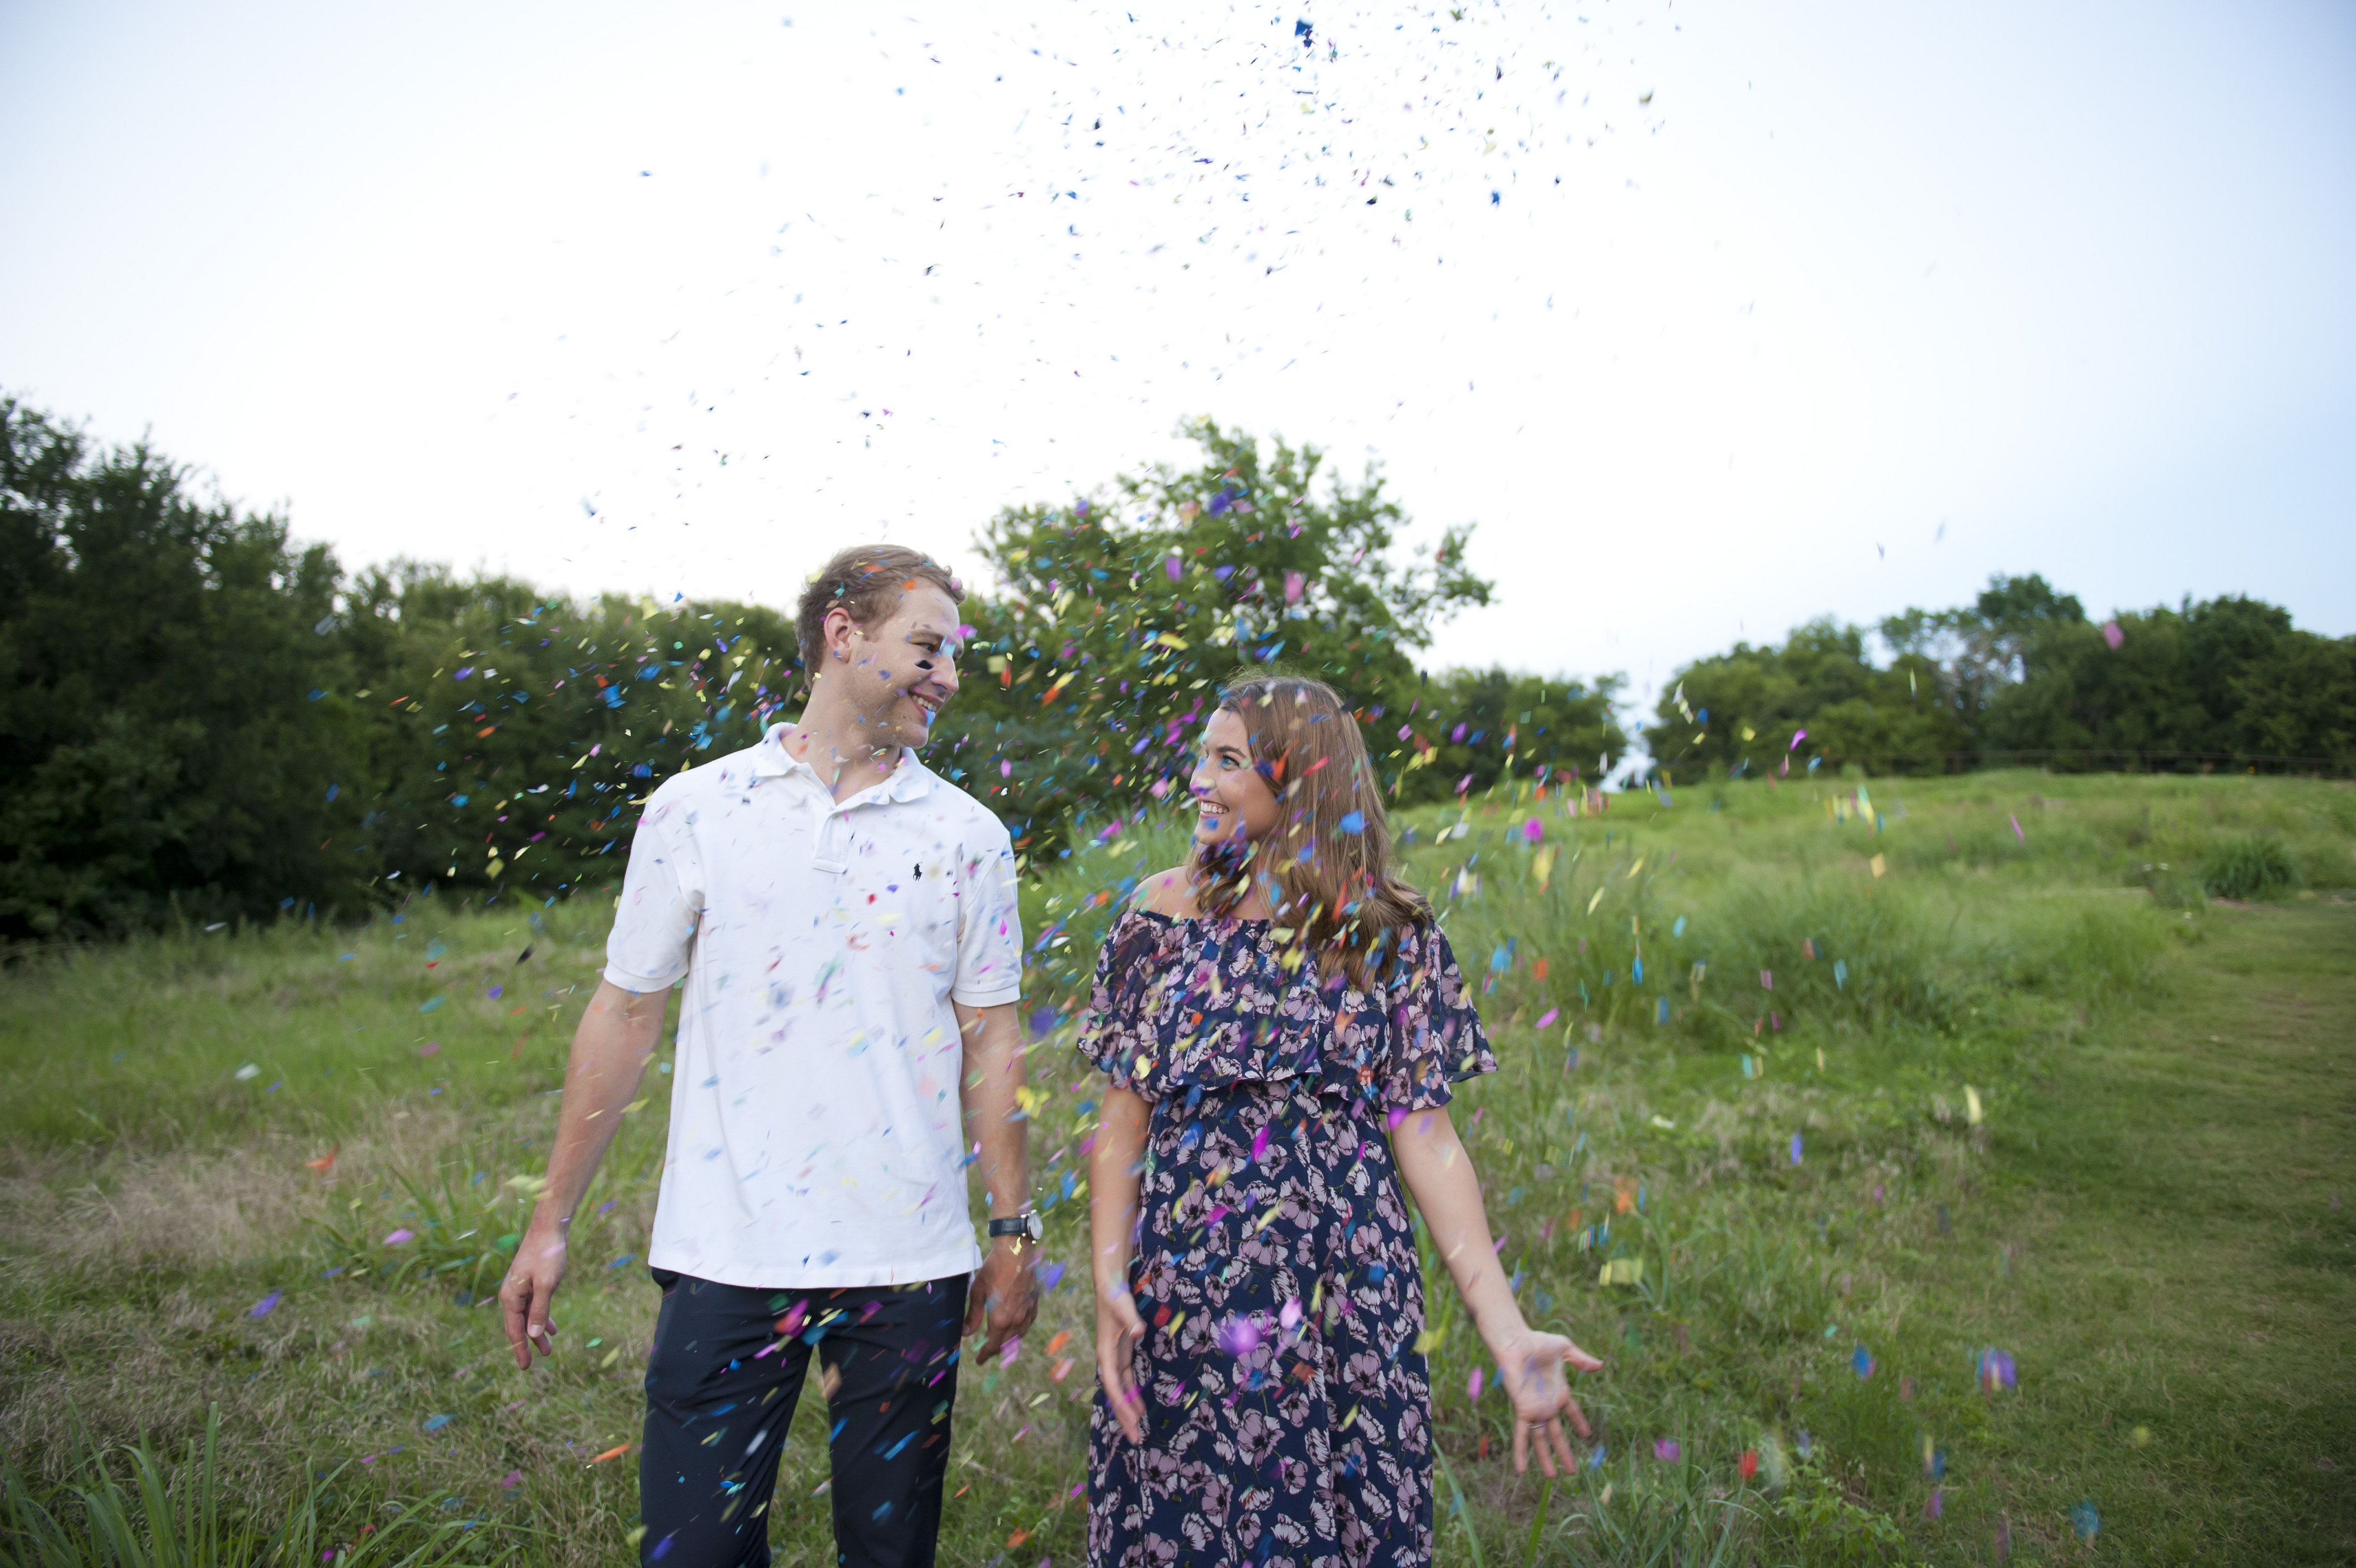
[1377,922,1498,1113]
[1074,908,1177,1096]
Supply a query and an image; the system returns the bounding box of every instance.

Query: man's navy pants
[638,1270,967,1567]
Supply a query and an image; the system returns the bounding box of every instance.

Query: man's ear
[823,604,861,661]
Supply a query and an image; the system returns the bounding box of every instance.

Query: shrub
[2201,833,2301,900]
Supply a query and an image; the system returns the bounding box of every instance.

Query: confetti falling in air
[1217,1316,1263,1358]
[382,1228,416,1246]
[1789,1133,1803,1166]
[1976,1347,2017,1392]
[1851,1345,1875,1379]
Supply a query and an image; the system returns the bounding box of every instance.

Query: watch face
[1025,1212,1044,1241]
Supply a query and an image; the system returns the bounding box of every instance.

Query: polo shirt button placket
[813,800,850,875]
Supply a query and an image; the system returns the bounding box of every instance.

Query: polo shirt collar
[752,722,937,802]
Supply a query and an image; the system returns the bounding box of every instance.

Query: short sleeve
[1074,909,1174,1094]
[603,788,704,992]
[951,821,1024,1007]
[1379,924,1496,1112]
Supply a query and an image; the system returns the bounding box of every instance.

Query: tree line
[1,398,1623,939]
[12,388,2343,941]
[1643,573,2355,782]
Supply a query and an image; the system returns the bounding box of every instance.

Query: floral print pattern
[1076,909,1496,1568]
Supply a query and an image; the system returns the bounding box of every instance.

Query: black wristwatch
[988,1211,1043,1244]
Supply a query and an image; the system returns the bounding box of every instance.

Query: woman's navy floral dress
[1076,908,1495,1568]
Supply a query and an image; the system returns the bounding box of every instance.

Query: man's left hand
[965,1239,1040,1357]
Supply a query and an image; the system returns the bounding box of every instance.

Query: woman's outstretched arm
[1393,1103,1604,1476]
[1089,1083,1153,1442]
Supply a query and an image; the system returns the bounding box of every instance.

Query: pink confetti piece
[1467,1368,1483,1400]
[1536,1008,1559,1028]
[383,1229,416,1246]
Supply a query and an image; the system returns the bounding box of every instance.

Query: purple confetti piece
[383,1229,416,1246]
[247,1291,282,1319]
[1789,1133,1803,1166]
[1654,1438,1682,1462]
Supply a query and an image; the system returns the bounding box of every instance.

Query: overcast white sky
[5,0,2352,727]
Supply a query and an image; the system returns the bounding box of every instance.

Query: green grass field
[4,769,2352,1566]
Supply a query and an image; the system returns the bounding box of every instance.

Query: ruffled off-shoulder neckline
[1075,905,1491,1110]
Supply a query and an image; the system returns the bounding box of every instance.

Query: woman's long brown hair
[1192,673,1431,989]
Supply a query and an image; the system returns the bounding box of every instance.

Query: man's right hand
[498,1216,570,1370]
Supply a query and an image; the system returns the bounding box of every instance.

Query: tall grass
[0,1407,505,1568]
[4,769,2350,1564]
[2201,832,2302,900]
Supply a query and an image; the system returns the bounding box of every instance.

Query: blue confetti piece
[1337,811,1366,833]
[248,1291,282,1319]
[422,1414,455,1433]
[1789,1132,1804,1166]
[1851,1345,1874,1378]
[2070,1500,2099,1541]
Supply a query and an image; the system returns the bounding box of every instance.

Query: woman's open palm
[1493,1327,1604,1476]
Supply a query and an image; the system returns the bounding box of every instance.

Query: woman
[1078,674,1603,1568]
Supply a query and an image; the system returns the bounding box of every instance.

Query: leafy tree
[1655,571,2354,778]
[1404,667,1627,800]
[1642,618,1972,780]
[930,418,1499,852]
[332,565,799,900]
[0,399,370,937]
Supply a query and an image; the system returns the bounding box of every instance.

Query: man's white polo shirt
[603,723,1024,1289]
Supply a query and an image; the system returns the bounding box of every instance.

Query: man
[498,544,1038,1568]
